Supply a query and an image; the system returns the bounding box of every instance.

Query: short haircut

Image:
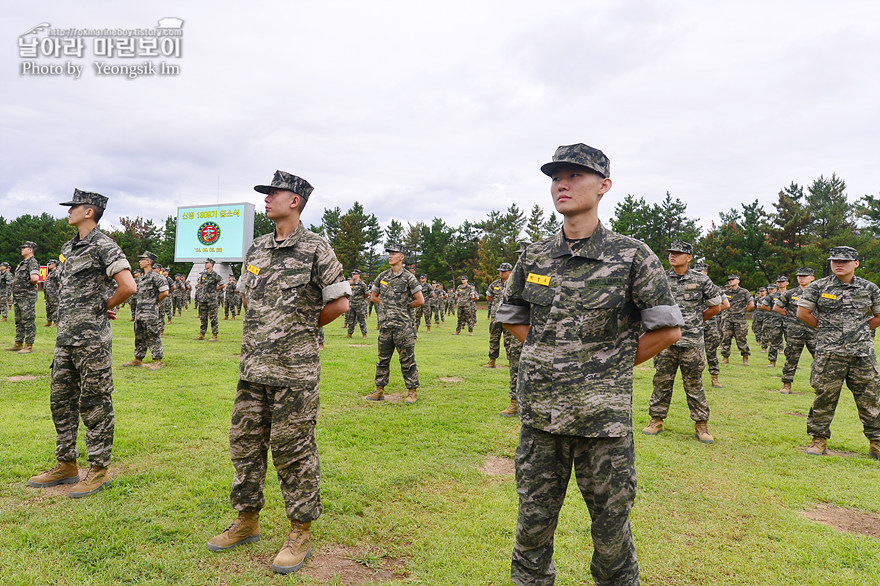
[85,204,104,223]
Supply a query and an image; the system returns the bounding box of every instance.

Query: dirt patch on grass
[767,388,805,395]
[783,411,807,418]
[480,455,514,476]
[6,375,38,382]
[300,543,407,584]
[804,504,880,539]
[795,446,860,458]
[438,377,463,383]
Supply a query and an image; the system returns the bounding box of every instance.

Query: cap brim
[540,161,605,178]
[59,201,77,206]
[254,185,271,194]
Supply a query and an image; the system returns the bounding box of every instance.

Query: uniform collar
[549,221,608,260]
[264,222,304,249]
[72,226,100,247]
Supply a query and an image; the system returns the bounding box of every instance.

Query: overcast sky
[3,1,879,237]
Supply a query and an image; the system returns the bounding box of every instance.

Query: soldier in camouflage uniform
[775,268,818,393]
[27,189,136,498]
[44,259,61,326]
[496,143,684,586]
[796,246,880,459]
[172,274,184,316]
[643,242,723,443]
[484,263,513,368]
[431,282,445,324]
[364,243,424,403]
[454,276,477,335]
[760,277,788,366]
[347,270,370,338]
[157,267,173,326]
[752,286,768,351]
[412,275,434,333]
[720,274,754,365]
[224,275,239,320]
[124,252,168,369]
[495,260,524,418]
[129,270,141,320]
[195,258,224,341]
[5,241,41,353]
[208,170,351,575]
[0,262,12,321]
[184,278,192,310]
[446,287,455,316]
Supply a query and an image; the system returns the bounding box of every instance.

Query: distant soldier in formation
[413,275,434,334]
[720,274,754,365]
[27,189,136,498]
[483,262,513,369]
[124,251,168,369]
[797,246,880,459]
[158,267,174,325]
[172,274,185,316]
[775,267,817,393]
[6,241,40,353]
[365,243,424,403]
[44,259,61,327]
[454,276,477,335]
[347,270,369,339]
[430,281,444,325]
[760,277,788,367]
[0,262,13,321]
[184,278,192,310]
[752,286,768,352]
[224,274,238,320]
[446,287,456,316]
[129,269,141,320]
[194,258,224,341]
[494,259,523,418]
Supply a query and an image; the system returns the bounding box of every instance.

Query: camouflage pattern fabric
[12,256,39,343]
[512,426,638,586]
[807,354,880,440]
[198,301,219,336]
[430,287,444,323]
[649,345,710,421]
[506,329,523,400]
[133,270,168,360]
[372,267,421,388]
[223,277,238,318]
[196,270,224,305]
[752,296,766,349]
[229,379,322,521]
[760,292,785,361]
[455,283,477,333]
[703,315,722,375]
[375,325,419,389]
[664,268,722,348]
[44,267,61,321]
[184,281,192,309]
[160,275,174,322]
[720,287,752,358]
[347,280,370,336]
[777,286,817,383]
[371,268,420,330]
[0,270,11,318]
[412,282,434,329]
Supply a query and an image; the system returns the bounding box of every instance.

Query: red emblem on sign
[198,221,221,245]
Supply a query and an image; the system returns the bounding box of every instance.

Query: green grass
[1,304,880,585]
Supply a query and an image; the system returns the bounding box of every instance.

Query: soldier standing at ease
[695,262,729,388]
[124,252,168,369]
[172,274,184,316]
[27,189,136,498]
[760,276,788,367]
[44,259,61,327]
[364,243,424,403]
[0,262,12,321]
[483,262,513,369]
[752,286,768,352]
[643,241,723,443]
[495,258,524,418]
[347,270,370,338]
[207,170,350,574]
[775,268,818,393]
[432,282,444,324]
[184,278,192,310]
[720,274,754,365]
[413,275,434,334]
[129,270,141,320]
[5,241,40,353]
[195,258,224,341]
[496,144,683,586]
[797,246,880,459]
[224,274,239,320]
[454,276,477,335]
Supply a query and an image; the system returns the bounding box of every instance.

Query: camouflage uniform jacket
[56,228,131,346]
[224,278,238,301]
[486,278,505,322]
[44,267,61,300]
[760,291,785,325]
[665,268,722,348]
[496,223,684,437]
[420,282,434,303]
[725,287,753,322]
[13,257,40,299]
[0,270,12,296]
[775,286,813,335]
[349,280,370,310]
[197,270,224,304]
[455,283,476,307]
[134,270,169,321]
[372,267,420,329]
[798,275,880,357]
[238,224,350,386]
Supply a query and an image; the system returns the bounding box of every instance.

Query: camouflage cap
[138,251,158,263]
[352,269,361,275]
[540,143,611,178]
[254,170,314,200]
[59,188,109,210]
[0,262,10,268]
[498,262,513,272]
[667,240,694,255]
[21,241,37,250]
[776,275,789,282]
[460,275,468,280]
[828,246,858,261]
[692,261,707,271]
[757,286,767,292]
[205,258,216,264]
[796,267,814,276]
[420,275,427,280]
[385,242,403,253]
[767,283,777,289]
[727,274,739,281]
[48,259,59,266]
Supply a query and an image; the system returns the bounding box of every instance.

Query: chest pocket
[683,290,702,302]
[817,294,841,311]
[279,271,310,306]
[64,255,98,276]
[849,293,871,312]
[522,282,554,306]
[578,285,624,342]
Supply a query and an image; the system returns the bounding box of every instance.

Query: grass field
[1,301,880,586]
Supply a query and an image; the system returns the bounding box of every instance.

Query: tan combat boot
[711,375,723,388]
[721,356,729,364]
[869,440,880,461]
[223,316,228,320]
[404,388,418,404]
[805,436,827,456]
[44,321,52,327]
[148,360,163,370]
[362,334,367,340]
[5,341,23,351]
[123,358,143,367]
[642,417,664,436]
[482,358,497,368]
[364,387,385,401]
[779,382,792,394]
[193,334,206,340]
[426,326,431,332]
[346,333,352,338]
[68,465,111,498]
[742,356,750,366]
[208,334,218,342]
[499,399,518,417]
[694,421,715,444]
[28,460,79,488]
[272,520,312,574]
[207,511,261,552]
[767,361,776,368]
[18,344,33,354]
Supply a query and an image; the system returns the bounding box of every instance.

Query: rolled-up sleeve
[322,280,352,303]
[798,282,819,312]
[642,304,685,330]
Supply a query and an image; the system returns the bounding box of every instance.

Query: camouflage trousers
[223,296,238,318]
[134,317,163,360]
[50,343,115,467]
[507,332,523,401]
[0,292,7,318]
[720,318,750,358]
[347,305,368,336]
[161,296,172,321]
[45,295,59,322]
[752,317,765,349]
[649,345,710,422]
[762,320,785,362]
[456,304,475,333]
[512,426,638,586]
[229,379,322,522]
[488,320,510,360]
[781,329,817,384]
[317,327,324,345]
[446,301,455,315]
[807,352,880,440]
[172,294,184,315]
[13,294,37,344]
[375,325,419,389]
[703,321,721,376]
[430,300,443,323]
[198,301,219,335]
[412,305,430,329]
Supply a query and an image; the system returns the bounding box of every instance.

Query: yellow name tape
[59,253,66,263]
[821,293,837,300]
[527,273,551,286]
[247,264,260,276]
[380,280,388,286]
